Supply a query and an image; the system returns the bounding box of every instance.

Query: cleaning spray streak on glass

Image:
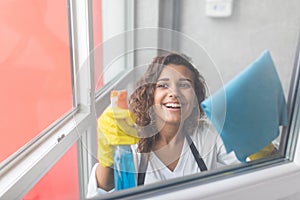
[111,90,137,190]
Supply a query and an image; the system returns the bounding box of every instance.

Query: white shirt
[86,121,240,199]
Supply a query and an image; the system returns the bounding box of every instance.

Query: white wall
[179,0,300,97]
[135,0,300,96]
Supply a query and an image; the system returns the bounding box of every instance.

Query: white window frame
[0,0,135,199]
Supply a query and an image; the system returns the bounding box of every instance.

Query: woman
[87,53,240,198]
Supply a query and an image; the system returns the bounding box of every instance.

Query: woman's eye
[157,83,168,88]
[178,82,191,88]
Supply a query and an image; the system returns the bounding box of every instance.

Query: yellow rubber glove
[97,106,139,167]
[248,143,276,161]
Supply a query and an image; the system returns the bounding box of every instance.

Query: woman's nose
[168,86,180,98]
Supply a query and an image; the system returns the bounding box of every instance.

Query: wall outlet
[206,0,233,18]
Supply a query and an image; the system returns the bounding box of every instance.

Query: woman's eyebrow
[157,78,193,82]
[179,78,193,83]
[157,78,169,82]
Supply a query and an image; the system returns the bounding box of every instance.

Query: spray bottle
[110,90,137,190]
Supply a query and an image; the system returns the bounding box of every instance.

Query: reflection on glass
[0,0,72,162]
[90,0,297,198]
[87,52,241,198]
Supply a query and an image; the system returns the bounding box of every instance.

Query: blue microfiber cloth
[201,50,288,162]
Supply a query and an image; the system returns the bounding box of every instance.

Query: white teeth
[165,103,181,108]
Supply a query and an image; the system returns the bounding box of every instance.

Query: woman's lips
[163,102,182,111]
[164,102,181,108]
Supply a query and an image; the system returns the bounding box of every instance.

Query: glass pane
[94,0,130,91]
[93,0,103,90]
[0,0,72,162]
[23,144,79,200]
[89,1,300,199]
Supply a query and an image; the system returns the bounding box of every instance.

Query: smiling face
[153,64,196,127]
[130,53,207,153]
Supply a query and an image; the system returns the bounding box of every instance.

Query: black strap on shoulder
[137,153,149,186]
[185,134,207,171]
[137,134,207,186]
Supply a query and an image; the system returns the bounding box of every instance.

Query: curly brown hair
[129,52,207,153]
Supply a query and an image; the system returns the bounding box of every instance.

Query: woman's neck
[152,123,185,172]
[154,123,184,149]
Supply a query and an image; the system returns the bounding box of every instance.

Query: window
[94,0,134,91]
[0,0,73,163]
[90,1,300,199]
[0,0,94,199]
